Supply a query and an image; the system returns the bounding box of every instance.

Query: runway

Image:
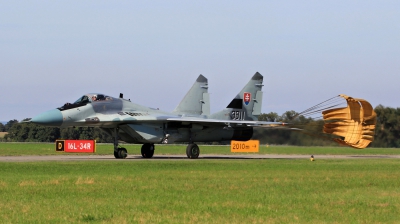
[0,154,399,162]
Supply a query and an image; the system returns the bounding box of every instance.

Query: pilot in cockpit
[91,95,97,102]
[97,94,105,101]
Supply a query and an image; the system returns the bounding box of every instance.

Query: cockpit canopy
[74,93,113,104]
[59,93,115,111]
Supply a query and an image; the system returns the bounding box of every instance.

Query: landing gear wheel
[114,148,128,159]
[118,148,128,159]
[141,143,155,158]
[186,144,200,159]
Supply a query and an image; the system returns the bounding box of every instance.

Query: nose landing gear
[114,147,128,159]
[113,127,128,159]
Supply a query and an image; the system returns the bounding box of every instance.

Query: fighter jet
[30,72,285,159]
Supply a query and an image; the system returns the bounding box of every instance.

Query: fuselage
[31,93,253,144]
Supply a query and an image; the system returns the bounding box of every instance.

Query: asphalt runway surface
[1,154,399,162]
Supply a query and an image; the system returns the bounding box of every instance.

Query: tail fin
[173,75,210,116]
[210,72,263,121]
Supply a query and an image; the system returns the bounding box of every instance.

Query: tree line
[1,105,399,147]
[0,119,113,143]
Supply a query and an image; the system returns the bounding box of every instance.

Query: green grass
[0,159,399,223]
[0,142,399,156]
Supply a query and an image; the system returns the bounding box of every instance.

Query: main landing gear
[186,143,200,159]
[186,131,200,159]
[141,143,155,158]
[112,128,201,159]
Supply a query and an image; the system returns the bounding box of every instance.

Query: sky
[1,0,399,122]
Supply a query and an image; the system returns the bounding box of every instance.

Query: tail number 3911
[231,111,245,120]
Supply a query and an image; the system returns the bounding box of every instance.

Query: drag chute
[292,94,377,149]
[322,94,376,149]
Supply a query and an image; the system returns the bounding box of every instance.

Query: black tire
[117,148,128,159]
[114,150,119,159]
[186,144,200,159]
[141,143,155,158]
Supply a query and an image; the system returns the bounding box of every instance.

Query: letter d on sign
[55,140,65,151]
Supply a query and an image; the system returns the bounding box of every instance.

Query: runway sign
[55,140,96,153]
[231,140,259,153]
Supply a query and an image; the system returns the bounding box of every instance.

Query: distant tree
[30,125,60,142]
[4,119,18,132]
[280,110,298,122]
[372,105,400,147]
[255,111,297,145]
[255,111,336,146]
[258,112,280,122]
[60,127,113,143]
[5,122,27,142]
[4,120,60,142]
[0,123,5,132]
[79,127,94,140]
[93,128,113,143]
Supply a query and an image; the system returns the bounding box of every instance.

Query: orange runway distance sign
[231,140,259,153]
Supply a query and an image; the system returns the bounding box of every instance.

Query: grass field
[0,159,399,223]
[0,143,399,223]
[0,142,400,156]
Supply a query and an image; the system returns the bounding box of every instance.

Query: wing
[166,117,287,127]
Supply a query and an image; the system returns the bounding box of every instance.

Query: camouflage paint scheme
[30,72,284,159]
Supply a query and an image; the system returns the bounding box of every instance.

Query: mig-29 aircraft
[30,72,285,159]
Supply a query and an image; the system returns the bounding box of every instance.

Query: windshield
[73,95,90,104]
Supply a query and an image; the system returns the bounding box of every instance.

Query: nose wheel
[114,147,128,159]
[112,127,128,159]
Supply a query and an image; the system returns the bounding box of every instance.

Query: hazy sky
[1,1,399,121]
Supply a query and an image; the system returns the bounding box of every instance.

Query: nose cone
[31,109,63,126]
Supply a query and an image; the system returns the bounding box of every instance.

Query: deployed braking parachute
[292,94,377,149]
[322,95,377,148]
